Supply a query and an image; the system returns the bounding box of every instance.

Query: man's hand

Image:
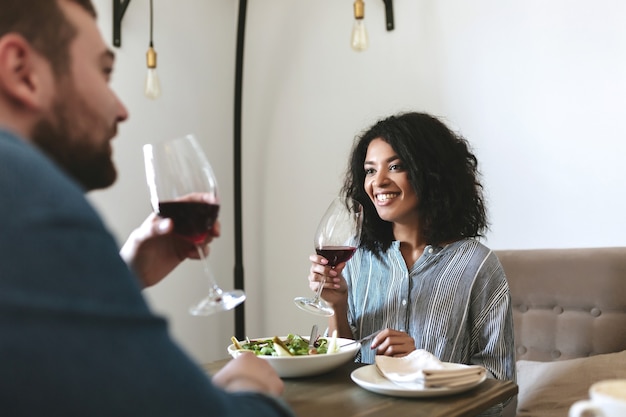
[211,352,284,396]
[120,211,220,288]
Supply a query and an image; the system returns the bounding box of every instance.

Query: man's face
[32,0,128,191]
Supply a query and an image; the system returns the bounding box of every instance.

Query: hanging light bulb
[351,0,369,52]
[145,43,161,99]
[144,0,161,99]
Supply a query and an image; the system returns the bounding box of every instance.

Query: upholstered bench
[496,247,626,417]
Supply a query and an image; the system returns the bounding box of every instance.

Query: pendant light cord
[149,0,154,47]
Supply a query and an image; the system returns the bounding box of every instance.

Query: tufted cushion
[496,247,626,362]
[515,350,626,417]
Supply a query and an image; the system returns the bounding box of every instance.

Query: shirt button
[402,299,407,306]
[428,248,434,254]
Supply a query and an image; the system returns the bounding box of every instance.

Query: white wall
[89,0,626,364]
[89,0,240,364]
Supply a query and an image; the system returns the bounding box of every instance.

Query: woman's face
[363,138,419,225]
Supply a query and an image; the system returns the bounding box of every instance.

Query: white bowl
[227,336,361,378]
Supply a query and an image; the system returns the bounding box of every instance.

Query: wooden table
[203,359,518,417]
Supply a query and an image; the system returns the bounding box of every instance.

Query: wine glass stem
[196,245,223,299]
[313,277,326,303]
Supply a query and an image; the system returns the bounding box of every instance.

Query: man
[0,1,292,416]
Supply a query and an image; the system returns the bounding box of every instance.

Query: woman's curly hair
[341,112,488,256]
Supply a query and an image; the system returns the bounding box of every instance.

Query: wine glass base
[189,290,246,316]
[293,297,335,317]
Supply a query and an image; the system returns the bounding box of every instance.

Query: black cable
[149,0,154,47]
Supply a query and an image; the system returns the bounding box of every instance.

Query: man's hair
[0,0,97,76]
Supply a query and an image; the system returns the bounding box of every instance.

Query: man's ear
[0,33,50,111]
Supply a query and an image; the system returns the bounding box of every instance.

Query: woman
[308,112,515,407]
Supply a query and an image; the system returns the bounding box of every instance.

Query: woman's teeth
[376,193,398,202]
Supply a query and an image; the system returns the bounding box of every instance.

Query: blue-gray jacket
[0,130,292,417]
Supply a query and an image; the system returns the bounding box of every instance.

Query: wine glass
[294,196,363,316]
[143,134,245,316]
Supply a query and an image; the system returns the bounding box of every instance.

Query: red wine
[158,201,219,244]
[316,246,357,266]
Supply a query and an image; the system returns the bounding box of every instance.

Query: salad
[231,331,339,356]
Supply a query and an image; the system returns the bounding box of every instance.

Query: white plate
[350,363,486,398]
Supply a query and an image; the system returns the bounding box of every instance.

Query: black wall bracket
[113,0,132,47]
[383,0,394,31]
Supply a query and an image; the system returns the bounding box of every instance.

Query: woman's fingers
[370,329,416,357]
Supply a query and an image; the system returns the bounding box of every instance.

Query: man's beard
[31,84,117,191]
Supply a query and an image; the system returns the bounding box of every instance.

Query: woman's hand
[370,328,416,357]
[307,254,349,308]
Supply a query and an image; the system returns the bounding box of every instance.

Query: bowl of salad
[227,332,361,378]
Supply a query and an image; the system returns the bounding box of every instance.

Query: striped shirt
[344,238,516,385]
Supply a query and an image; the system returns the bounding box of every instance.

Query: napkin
[374,349,486,389]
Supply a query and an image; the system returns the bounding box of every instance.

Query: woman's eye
[389,164,403,171]
[364,168,375,175]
